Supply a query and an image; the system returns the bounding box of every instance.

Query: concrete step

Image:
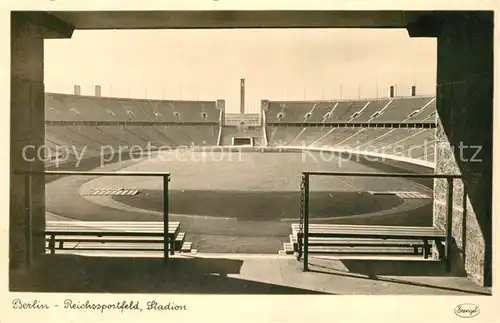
[174,232,186,251]
[283,242,294,255]
[278,250,289,256]
[181,241,192,253]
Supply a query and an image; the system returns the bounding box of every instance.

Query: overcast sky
[44,28,437,113]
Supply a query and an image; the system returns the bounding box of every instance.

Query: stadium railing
[14,170,173,264]
[297,171,461,272]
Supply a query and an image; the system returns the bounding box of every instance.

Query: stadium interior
[9,11,493,295]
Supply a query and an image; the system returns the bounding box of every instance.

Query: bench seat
[303,246,421,255]
[44,221,182,256]
[292,223,446,260]
[290,234,430,247]
[292,223,445,239]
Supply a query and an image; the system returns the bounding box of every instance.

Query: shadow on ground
[305,256,490,295]
[10,255,326,294]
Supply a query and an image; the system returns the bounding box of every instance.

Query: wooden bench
[45,221,183,255]
[292,223,447,260]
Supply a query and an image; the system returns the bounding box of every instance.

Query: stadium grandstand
[45,85,436,169]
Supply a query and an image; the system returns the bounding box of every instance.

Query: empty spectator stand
[45,93,220,123]
[263,96,436,124]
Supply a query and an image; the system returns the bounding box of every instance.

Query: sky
[44,28,437,113]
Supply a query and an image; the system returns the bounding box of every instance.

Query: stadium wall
[409,12,493,287]
[10,15,49,269]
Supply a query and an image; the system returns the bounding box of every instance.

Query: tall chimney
[95,85,102,97]
[74,85,81,95]
[388,85,395,98]
[410,85,416,97]
[240,78,245,115]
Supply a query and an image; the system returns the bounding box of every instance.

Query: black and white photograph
[3,2,498,322]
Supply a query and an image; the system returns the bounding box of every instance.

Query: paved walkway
[11,253,489,295]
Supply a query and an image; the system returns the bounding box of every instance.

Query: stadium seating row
[45,93,221,123]
[265,126,435,163]
[43,93,436,167]
[46,125,220,151]
[265,96,436,124]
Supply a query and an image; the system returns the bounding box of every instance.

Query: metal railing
[14,170,171,265]
[299,171,462,271]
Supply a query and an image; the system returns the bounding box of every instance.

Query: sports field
[46,149,434,253]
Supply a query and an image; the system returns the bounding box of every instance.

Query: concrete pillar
[434,13,493,287]
[408,12,493,286]
[10,12,73,271]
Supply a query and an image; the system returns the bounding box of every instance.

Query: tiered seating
[328,101,368,122]
[266,102,316,123]
[265,97,435,124]
[404,99,437,123]
[264,96,436,165]
[45,94,77,121]
[45,93,219,123]
[354,100,392,122]
[305,102,336,123]
[309,127,359,147]
[265,125,435,162]
[373,97,435,122]
[287,126,333,146]
[266,126,303,146]
[404,140,435,162]
[44,93,221,169]
[330,128,389,149]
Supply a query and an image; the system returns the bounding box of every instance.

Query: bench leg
[435,241,445,258]
[296,233,303,261]
[170,239,175,256]
[50,235,56,255]
[423,239,430,259]
[433,240,450,272]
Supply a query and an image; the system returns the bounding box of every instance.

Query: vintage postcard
[1,0,498,322]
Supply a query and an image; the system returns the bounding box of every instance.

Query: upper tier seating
[45,93,220,123]
[264,96,436,124]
